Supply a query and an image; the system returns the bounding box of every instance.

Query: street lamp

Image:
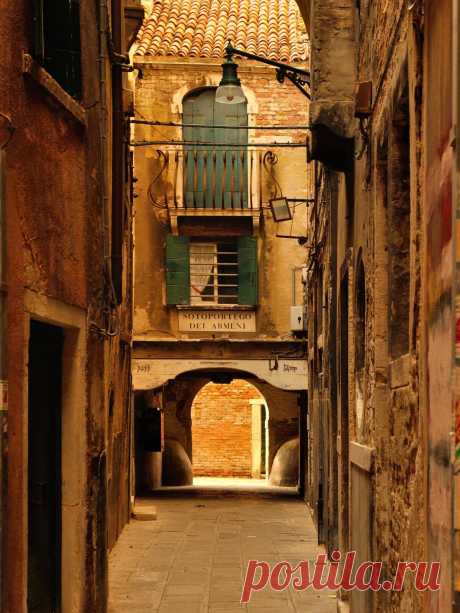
[270,197,292,222]
[216,42,311,229]
[215,46,246,104]
[216,41,310,105]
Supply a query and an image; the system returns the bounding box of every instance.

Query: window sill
[22,53,87,126]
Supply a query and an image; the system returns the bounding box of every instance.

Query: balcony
[147,146,281,232]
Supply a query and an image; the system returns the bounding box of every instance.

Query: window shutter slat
[166,235,190,305]
[238,237,258,305]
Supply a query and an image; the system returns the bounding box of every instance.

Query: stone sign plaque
[178,309,256,333]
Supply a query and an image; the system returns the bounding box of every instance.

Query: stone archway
[160,369,300,486]
[134,367,302,489]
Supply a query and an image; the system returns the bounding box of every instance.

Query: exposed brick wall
[191,379,264,477]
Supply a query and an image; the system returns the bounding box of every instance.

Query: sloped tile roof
[134,0,308,62]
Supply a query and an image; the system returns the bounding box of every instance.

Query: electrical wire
[131,119,312,131]
[131,140,308,148]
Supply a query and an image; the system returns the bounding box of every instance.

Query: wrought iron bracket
[225,42,311,100]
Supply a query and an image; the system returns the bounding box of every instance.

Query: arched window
[183,88,248,209]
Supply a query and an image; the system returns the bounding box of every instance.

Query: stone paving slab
[108,483,337,613]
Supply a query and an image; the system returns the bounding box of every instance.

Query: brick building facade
[191,380,265,477]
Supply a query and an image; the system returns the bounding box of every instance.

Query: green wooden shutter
[214,98,248,209]
[166,235,190,305]
[183,90,215,208]
[183,89,248,209]
[238,237,258,305]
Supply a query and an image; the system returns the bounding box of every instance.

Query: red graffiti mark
[456,318,460,344]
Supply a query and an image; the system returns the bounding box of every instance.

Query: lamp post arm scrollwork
[224,41,311,100]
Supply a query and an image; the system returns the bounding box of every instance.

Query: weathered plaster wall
[0,1,136,610]
[132,57,310,342]
[1,1,90,606]
[305,2,428,612]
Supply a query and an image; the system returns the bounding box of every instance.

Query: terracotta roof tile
[135,0,308,63]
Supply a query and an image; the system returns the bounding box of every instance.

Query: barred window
[33,0,82,99]
[166,235,258,307]
[190,241,239,306]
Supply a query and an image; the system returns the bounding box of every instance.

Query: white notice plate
[178,310,256,333]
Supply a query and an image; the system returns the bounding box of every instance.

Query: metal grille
[190,241,239,305]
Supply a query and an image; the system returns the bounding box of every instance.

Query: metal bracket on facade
[224,41,311,100]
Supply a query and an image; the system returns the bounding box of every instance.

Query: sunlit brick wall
[191,379,264,477]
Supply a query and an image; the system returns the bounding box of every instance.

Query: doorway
[28,320,63,613]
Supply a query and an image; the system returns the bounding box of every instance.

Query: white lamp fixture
[215,46,246,105]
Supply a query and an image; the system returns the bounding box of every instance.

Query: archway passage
[134,369,302,490]
[191,379,268,479]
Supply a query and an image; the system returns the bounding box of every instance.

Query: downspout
[99,0,110,281]
[111,0,124,304]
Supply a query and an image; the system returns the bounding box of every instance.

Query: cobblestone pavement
[109,482,337,613]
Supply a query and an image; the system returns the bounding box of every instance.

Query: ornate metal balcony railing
[147,146,281,213]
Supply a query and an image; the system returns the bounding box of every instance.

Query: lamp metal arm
[225,41,310,99]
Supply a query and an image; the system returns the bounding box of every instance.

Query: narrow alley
[1,0,460,612]
[109,481,336,613]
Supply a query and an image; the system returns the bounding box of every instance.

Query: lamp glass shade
[215,83,246,105]
[270,197,292,222]
[216,54,246,104]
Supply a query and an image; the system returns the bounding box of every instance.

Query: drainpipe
[111,0,124,304]
[99,0,110,279]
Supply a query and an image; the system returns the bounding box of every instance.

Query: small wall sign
[178,310,256,333]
